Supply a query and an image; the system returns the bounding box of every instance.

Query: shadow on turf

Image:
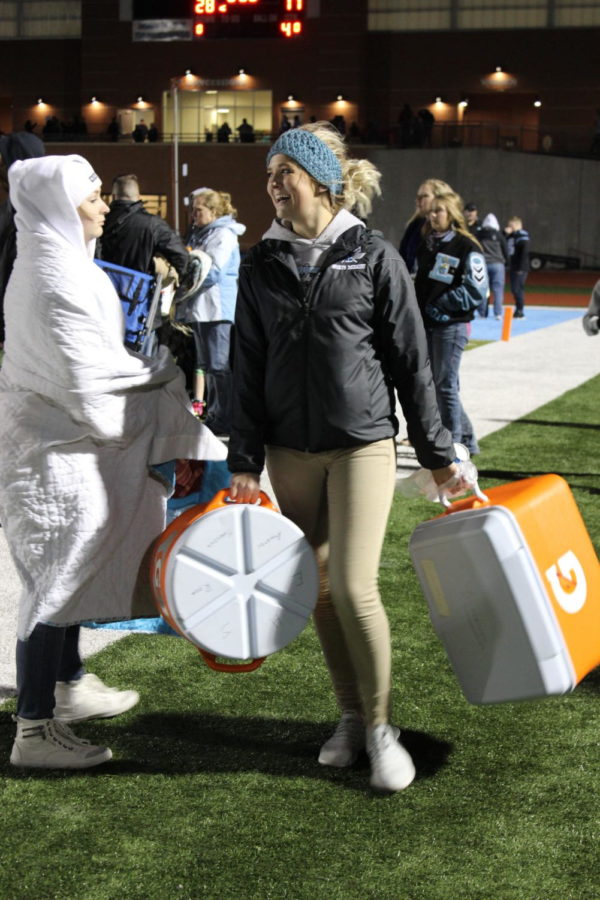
[0,710,452,792]
[512,419,600,431]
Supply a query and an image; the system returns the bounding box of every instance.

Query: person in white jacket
[179,189,246,435]
[0,155,226,770]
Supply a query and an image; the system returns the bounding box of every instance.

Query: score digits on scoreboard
[193,0,305,39]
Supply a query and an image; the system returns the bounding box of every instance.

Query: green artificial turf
[1,376,599,900]
[465,338,492,351]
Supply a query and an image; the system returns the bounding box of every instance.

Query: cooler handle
[440,480,489,509]
[198,649,266,673]
[207,488,279,513]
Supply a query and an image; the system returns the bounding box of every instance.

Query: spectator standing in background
[590,109,600,156]
[416,108,435,147]
[217,121,232,143]
[107,116,120,142]
[237,119,255,143]
[465,203,509,319]
[582,280,599,335]
[179,188,246,435]
[414,190,488,455]
[398,104,415,147]
[399,178,452,274]
[132,120,148,143]
[505,216,530,318]
[99,173,190,280]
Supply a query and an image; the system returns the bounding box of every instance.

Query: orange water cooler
[151,491,319,672]
[409,475,600,703]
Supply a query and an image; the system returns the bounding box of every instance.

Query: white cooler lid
[409,506,576,703]
[164,503,319,660]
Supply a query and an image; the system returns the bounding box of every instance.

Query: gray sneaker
[366,724,416,792]
[54,672,139,723]
[10,717,112,769]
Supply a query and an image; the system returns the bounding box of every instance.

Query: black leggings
[16,623,84,719]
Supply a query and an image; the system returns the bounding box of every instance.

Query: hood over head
[0,132,45,170]
[8,154,102,257]
[482,212,500,230]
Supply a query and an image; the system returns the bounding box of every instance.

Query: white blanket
[0,156,226,639]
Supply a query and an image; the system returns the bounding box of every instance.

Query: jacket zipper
[267,233,369,451]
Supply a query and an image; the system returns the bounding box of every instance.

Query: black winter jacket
[227,225,454,475]
[98,200,190,276]
[506,228,530,272]
[415,231,488,327]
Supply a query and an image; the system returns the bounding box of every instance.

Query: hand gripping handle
[205,488,279,514]
[439,480,489,509]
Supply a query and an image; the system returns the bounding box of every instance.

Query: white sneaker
[318,711,400,768]
[54,673,139,723]
[367,724,416,792]
[318,711,365,767]
[10,717,112,769]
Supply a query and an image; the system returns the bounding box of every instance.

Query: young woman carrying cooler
[226,123,465,792]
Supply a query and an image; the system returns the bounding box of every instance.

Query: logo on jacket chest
[331,247,367,270]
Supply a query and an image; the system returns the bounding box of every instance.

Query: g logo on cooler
[545,551,587,614]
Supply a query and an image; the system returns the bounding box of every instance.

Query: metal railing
[39,123,600,159]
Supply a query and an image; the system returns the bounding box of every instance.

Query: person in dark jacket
[0,131,46,347]
[98,174,190,278]
[504,216,530,318]
[228,122,465,794]
[399,177,452,274]
[414,189,488,455]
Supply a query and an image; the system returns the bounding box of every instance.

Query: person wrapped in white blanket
[0,155,226,769]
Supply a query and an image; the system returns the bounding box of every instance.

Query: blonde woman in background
[180,188,246,435]
[414,189,488,455]
[227,122,463,793]
[399,177,453,274]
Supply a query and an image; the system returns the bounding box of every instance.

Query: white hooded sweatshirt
[0,155,226,639]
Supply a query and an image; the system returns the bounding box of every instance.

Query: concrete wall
[366,148,600,266]
[6,143,597,264]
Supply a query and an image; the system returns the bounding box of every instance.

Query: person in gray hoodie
[227,122,465,793]
[0,131,45,347]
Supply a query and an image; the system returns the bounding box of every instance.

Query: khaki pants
[266,439,397,725]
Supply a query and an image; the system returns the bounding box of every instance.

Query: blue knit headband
[267,130,343,196]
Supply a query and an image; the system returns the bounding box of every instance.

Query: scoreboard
[193,0,305,39]
[132,0,306,39]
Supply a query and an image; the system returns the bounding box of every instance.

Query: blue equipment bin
[94,258,160,351]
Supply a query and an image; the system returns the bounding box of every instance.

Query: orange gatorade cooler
[409,474,600,703]
[151,490,319,672]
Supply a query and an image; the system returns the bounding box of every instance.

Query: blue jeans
[16,624,84,719]
[191,320,233,435]
[510,270,527,313]
[486,262,506,317]
[427,323,479,454]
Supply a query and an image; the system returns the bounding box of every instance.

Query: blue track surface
[470,306,582,341]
